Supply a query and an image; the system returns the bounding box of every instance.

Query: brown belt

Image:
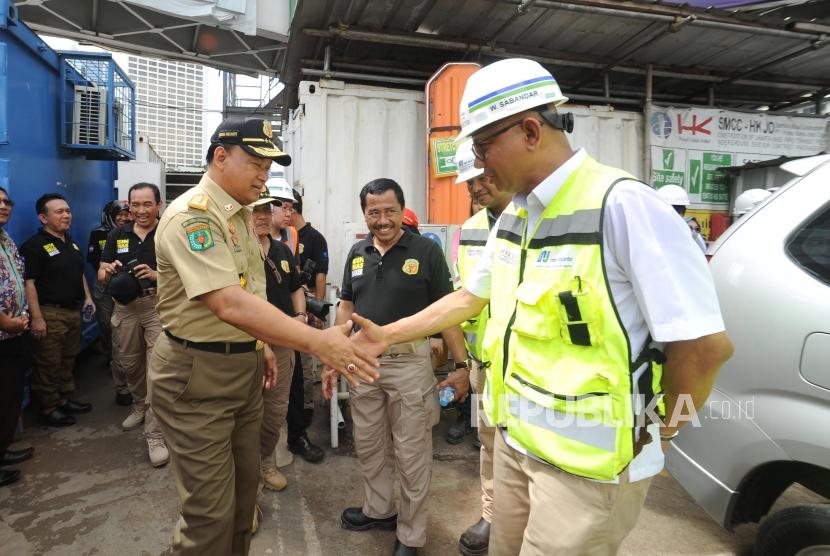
[381,339,426,357]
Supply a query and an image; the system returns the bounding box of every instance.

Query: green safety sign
[700,152,731,203]
[432,137,458,177]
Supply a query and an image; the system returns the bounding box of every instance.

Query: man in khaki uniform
[148,116,379,556]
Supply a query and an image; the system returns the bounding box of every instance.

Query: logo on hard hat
[263,120,273,140]
[651,112,672,139]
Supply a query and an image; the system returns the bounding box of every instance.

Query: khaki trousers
[349,339,439,548]
[148,333,264,556]
[112,295,163,439]
[490,431,652,556]
[260,346,295,458]
[93,283,128,395]
[31,305,81,409]
[470,359,496,523]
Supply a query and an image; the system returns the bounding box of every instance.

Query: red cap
[402,208,419,229]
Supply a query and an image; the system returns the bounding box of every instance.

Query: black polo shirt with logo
[87,226,111,269]
[101,222,158,277]
[340,229,453,327]
[20,228,85,307]
[297,223,329,289]
[264,236,303,315]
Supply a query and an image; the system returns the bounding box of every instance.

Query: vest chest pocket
[511,281,560,340]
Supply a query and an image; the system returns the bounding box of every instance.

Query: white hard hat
[455,139,483,184]
[458,58,569,141]
[266,177,293,202]
[733,188,772,216]
[657,184,690,206]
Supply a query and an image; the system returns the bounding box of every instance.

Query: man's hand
[349,313,389,358]
[438,368,470,402]
[31,316,47,339]
[83,299,96,318]
[262,344,277,390]
[321,367,338,400]
[100,260,122,279]
[133,264,157,282]
[311,320,380,388]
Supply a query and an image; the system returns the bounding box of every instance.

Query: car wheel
[755,504,830,556]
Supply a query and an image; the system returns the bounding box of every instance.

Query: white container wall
[284,80,426,291]
[567,105,644,179]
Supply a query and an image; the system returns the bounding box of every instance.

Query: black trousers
[286,351,310,444]
[0,334,31,454]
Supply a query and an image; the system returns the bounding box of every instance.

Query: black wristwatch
[455,361,469,370]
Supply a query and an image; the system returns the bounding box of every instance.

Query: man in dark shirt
[21,193,94,427]
[98,183,168,467]
[289,189,330,431]
[88,199,132,407]
[328,178,469,556]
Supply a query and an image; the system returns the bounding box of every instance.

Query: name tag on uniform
[43,243,59,257]
[351,256,364,279]
[534,247,576,270]
[497,246,518,267]
[116,239,130,254]
[466,247,485,259]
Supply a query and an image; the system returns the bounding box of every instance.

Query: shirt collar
[38,227,70,243]
[362,228,413,253]
[199,174,248,220]
[513,148,587,212]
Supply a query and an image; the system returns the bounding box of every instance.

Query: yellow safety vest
[482,156,664,481]
[457,209,491,362]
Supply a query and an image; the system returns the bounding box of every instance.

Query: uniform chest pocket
[555,276,603,347]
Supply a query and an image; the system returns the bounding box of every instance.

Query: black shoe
[393,539,418,556]
[459,517,490,556]
[38,408,76,427]
[288,435,324,463]
[58,399,92,414]
[115,392,133,406]
[472,433,482,450]
[446,415,473,445]
[1,447,34,466]
[0,468,20,487]
[340,507,398,531]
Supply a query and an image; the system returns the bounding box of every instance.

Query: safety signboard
[649,105,828,207]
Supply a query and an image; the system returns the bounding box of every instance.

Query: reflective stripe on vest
[457,209,491,362]
[481,155,664,481]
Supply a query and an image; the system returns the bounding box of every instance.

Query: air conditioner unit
[72,85,107,145]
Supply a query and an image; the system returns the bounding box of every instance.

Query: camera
[299,259,332,321]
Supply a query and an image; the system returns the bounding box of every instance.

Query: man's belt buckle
[255,340,264,351]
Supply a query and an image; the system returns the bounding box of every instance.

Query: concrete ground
[0,350,822,556]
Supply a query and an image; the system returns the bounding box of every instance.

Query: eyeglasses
[471,120,527,162]
[0,199,14,207]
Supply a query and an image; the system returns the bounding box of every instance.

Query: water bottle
[438,386,456,408]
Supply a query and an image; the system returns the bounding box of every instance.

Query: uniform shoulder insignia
[188,194,209,211]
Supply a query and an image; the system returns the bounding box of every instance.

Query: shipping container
[283,79,425,291]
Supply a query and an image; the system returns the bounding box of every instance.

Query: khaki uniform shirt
[155,174,266,342]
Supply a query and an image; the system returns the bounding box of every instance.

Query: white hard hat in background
[266,177,294,201]
[657,184,691,206]
[455,139,483,184]
[733,188,772,216]
[457,58,569,141]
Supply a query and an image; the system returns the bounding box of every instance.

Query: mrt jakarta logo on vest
[534,248,576,269]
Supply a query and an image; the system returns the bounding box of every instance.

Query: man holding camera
[98,182,169,467]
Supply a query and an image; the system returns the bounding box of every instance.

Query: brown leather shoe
[458,517,490,555]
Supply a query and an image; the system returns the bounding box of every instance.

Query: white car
[666,154,830,556]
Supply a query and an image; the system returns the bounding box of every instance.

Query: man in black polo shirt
[329,178,469,556]
[98,182,169,467]
[88,199,132,407]
[21,193,94,427]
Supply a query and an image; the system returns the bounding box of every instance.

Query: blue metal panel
[0,42,6,144]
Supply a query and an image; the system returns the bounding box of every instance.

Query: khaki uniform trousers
[349,339,439,548]
[490,431,652,556]
[31,305,81,409]
[148,333,264,556]
[111,295,163,439]
[470,359,496,523]
[93,283,128,395]
[260,346,295,458]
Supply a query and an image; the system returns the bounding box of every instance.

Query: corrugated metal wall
[284,80,425,291]
[567,105,644,179]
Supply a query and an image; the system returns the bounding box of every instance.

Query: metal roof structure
[13,0,289,76]
[12,0,830,121]
[279,0,830,116]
